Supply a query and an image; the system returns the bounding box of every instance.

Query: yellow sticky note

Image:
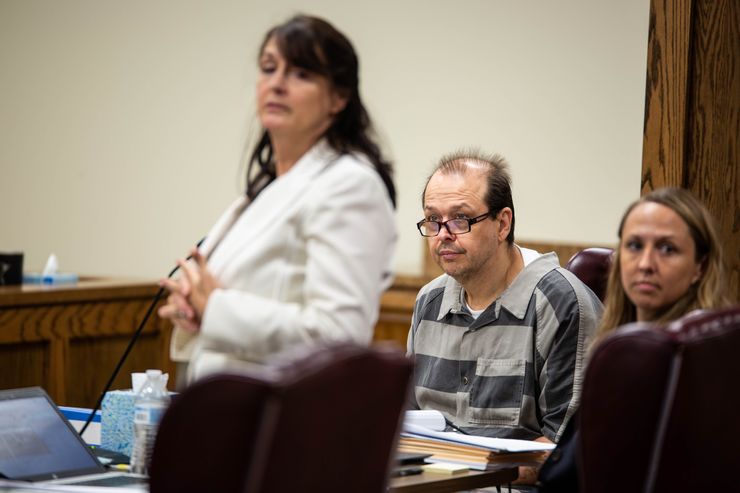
[422,462,470,475]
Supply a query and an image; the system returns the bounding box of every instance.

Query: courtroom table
[0,278,175,408]
[388,465,518,492]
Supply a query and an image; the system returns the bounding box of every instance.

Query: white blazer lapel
[205,140,337,277]
[199,195,251,259]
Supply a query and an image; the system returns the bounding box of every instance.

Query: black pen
[444,418,470,435]
[393,466,423,477]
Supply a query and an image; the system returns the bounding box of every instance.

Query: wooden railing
[0,242,600,406]
[0,278,174,407]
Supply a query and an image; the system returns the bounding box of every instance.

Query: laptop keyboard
[71,475,148,487]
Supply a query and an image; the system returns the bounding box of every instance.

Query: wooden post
[642,0,739,300]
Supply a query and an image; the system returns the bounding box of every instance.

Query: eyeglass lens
[420,219,470,236]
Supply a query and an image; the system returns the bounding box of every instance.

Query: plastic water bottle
[130,369,170,475]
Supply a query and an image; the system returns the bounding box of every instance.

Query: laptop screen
[0,387,104,481]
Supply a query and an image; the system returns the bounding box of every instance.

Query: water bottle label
[134,407,152,425]
[134,405,166,425]
[149,406,165,423]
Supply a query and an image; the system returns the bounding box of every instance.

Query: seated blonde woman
[595,186,730,334]
[537,186,731,493]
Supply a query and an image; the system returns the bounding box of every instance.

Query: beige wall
[0,0,648,279]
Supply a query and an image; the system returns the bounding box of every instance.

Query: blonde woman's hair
[595,187,730,343]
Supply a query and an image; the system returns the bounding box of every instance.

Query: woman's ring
[175,310,187,319]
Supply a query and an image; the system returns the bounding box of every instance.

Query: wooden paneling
[66,332,165,408]
[641,0,693,190]
[0,279,175,407]
[686,0,740,299]
[643,0,740,300]
[0,342,46,390]
[0,277,419,406]
[373,279,421,349]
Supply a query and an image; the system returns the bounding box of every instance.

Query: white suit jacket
[170,140,397,381]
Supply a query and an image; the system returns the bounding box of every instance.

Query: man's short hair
[422,149,515,244]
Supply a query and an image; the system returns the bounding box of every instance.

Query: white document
[403,410,446,431]
[402,423,556,453]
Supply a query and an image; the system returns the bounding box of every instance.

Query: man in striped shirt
[407,150,602,485]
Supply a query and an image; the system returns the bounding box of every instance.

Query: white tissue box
[101,389,176,457]
[101,390,137,456]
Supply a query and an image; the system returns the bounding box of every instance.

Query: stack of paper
[402,410,447,431]
[400,417,554,470]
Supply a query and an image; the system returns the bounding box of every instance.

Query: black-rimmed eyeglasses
[416,212,491,237]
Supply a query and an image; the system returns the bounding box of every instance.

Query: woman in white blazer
[159,15,397,382]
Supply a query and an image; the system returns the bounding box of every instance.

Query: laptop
[0,387,147,489]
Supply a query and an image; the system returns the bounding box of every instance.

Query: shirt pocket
[467,358,526,426]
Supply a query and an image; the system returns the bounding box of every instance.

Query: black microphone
[78,238,205,437]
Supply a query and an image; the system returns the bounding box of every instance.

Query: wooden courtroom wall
[4,2,734,408]
[0,280,176,407]
[642,0,739,301]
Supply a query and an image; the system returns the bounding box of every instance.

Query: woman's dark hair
[246,15,395,207]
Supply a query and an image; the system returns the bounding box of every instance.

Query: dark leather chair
[578,306,740,492]
[148,371,270,493]
[149,343,413,493]
[565,247,613,301]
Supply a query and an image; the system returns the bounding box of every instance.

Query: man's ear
[496,208,513,242]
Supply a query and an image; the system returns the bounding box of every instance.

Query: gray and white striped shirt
[407,252,602,442]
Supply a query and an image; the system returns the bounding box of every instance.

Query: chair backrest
[148,372,271,493]
[577,305,740,493]
[564,247,613,301]
[149,343,413,493]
